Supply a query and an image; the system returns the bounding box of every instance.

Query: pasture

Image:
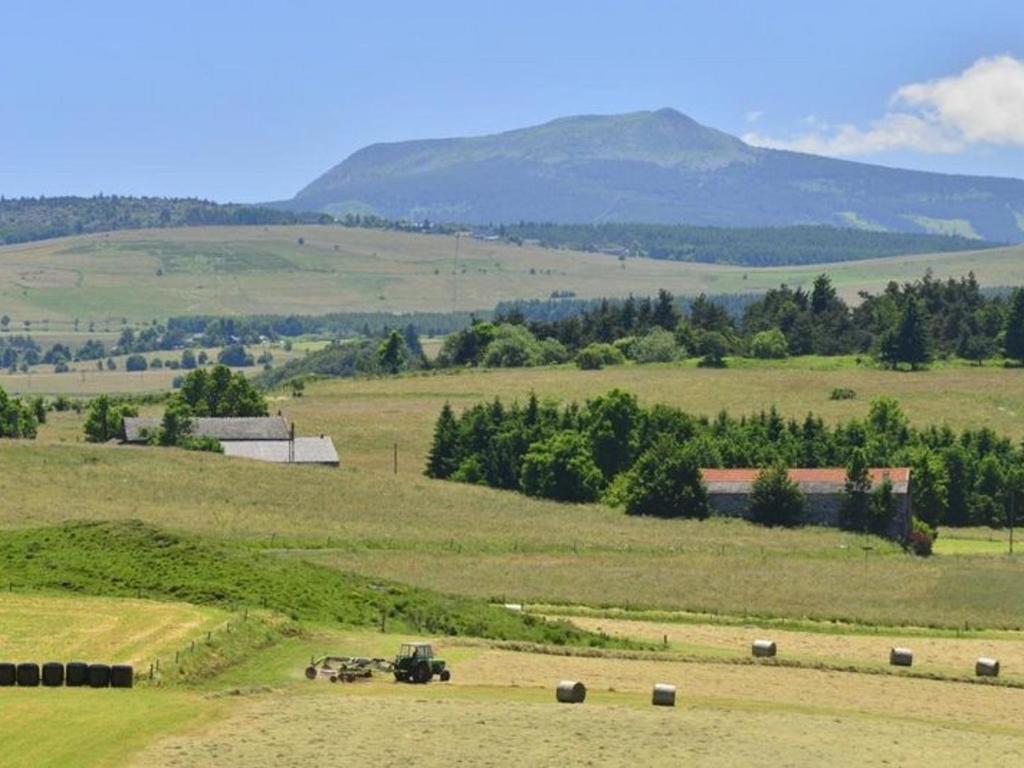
[0,225,1021,324]
[2,359,1023,628]
[4,357,1024,765]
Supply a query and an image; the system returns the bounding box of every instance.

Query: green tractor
[392,642,451,684]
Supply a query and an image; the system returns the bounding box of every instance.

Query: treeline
[0,196,330,245]
[167,310,473,345]
[483,222,998,266]
[425,391,1024,529]
[256,328,428,389]
[439,274,1024,370]
[493,293,760,324]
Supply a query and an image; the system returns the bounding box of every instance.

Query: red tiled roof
[702,468,910,484]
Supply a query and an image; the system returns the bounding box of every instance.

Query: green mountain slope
[285,109,1024,242]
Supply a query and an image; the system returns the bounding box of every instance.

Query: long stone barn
[122,415,339,466]
[701,467,912,538]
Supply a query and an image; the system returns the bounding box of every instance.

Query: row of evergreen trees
[425,391,1024,529]
[448,274,1024,370]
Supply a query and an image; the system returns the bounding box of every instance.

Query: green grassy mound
[0,520,619,647]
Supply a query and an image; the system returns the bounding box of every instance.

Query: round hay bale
[110,665,134,689]
[651,683,676,707]
[41,662,65,687]
[889,647,913,667]
[65,661,89,687]
[16,663,40,687]
[976,657,1000,677]
[87,664,111,688]
[752,639,777,658]
[0,663,16,687]
[555,680,586,704]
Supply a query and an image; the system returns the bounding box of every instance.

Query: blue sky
[2,0,1023,202]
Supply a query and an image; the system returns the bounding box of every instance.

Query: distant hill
[0,196,328,246]
[281,108,1024,242]
[476,222,998,267]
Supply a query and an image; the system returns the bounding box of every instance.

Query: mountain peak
[285,110,1024,241]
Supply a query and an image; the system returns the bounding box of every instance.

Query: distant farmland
[0,225,1021,325]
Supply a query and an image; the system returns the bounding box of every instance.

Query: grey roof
[221,437,339,466]
[123,416,290,443]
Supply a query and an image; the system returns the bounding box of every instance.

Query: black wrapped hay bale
[752,639,777,658]
[652,683,676,707]
[65,662,88,687]
[110,665,134,689]
[555,680,586,703]
[0,663,15,687]
[889,647,913,667]
[41,662,65,687]
[88,663,111,688]
[16,663,40,687]
[976,657,1000,677]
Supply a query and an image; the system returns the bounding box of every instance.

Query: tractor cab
[392,642,450,683]
[398,643,433,660]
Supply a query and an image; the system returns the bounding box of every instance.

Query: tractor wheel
[412,661,432,684]
[305,666,318,680]
[329,675,338,683]
[439,669,451,682]
[394,672,408,683]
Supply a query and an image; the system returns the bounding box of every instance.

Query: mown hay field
[0,594,229,768]
[127,629,1024,768]
[0,593,227,664]
[560,614,1024,680]
[129,688,1024,768]
[1,225,1022,323]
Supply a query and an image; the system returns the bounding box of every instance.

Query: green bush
[83,395,139,443]
[696,332,728,368]
[0,386,38,438]
[482,324,542,368]
[629,328,679,363]
[908,516,937,557]
[537,337,570,365]
[829,387,856,400]
[621,435,709,518]
[576,343,625,370]
[125,354,148,372]
[750,329,789,359]
[520,431,604,503]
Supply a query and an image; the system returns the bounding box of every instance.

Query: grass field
[5,359,1024,767]
[0,360,1021,629]
[0,225,1021,324]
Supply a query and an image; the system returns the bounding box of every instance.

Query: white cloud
[744,110,764,124]
[744,55,1024,157]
